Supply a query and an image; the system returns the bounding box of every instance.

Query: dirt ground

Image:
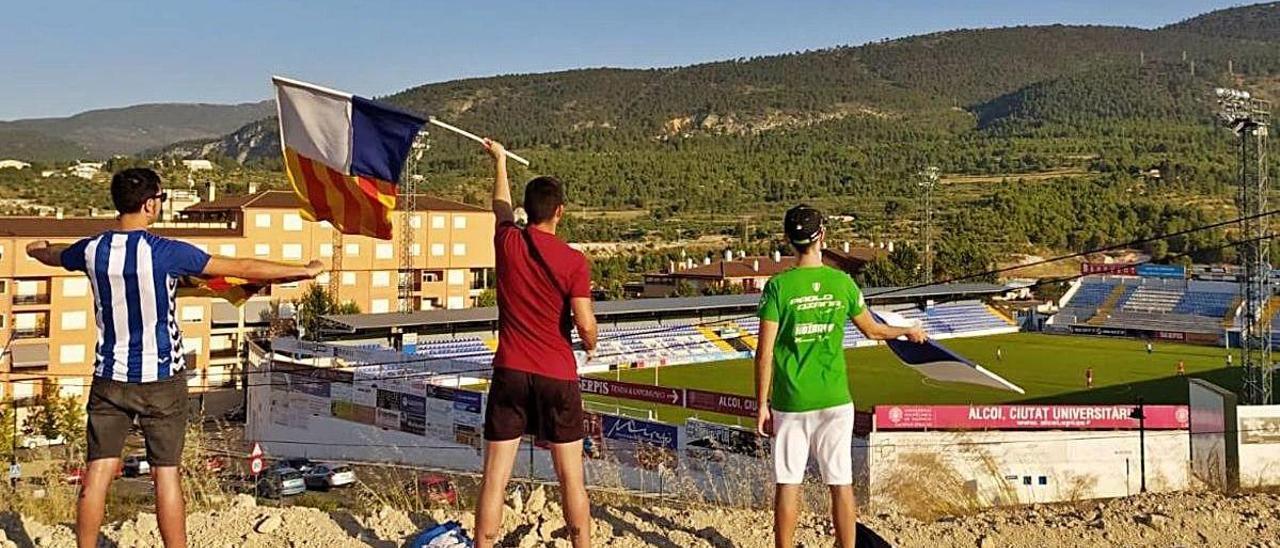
[3,487,1280,547]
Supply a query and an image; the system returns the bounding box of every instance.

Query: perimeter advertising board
[875,404,1190,430]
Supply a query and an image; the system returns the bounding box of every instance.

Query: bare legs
[774,484,857,548]
[77,460,186,548]
[474,438,591,548]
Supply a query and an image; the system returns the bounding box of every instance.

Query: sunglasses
[150,192,168,203]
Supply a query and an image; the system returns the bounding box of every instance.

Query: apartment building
[0,190,494,408]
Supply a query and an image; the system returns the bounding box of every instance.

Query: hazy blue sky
[0,0,1244,120]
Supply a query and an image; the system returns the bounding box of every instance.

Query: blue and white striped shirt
[61,231,211,383]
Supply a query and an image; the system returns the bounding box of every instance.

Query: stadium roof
[322,282,1008,333]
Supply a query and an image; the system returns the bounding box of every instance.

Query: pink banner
[579,378,684,406]
[875,404,1190,430]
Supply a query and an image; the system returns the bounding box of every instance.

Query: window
[59,344,86,364]
[372,271,391,288]
[0,316,6,329]
[420,299,438,311]
[1038,476,1048,486]
[181,305,204,322]
[452,243,467,257]
[430,243,445,257]
[61,311,87,331]
[447,269,465,286]
[218,244,236,257]
[409,215,422,229]
[279,281,300,289]
[344,243,360,256]
[15,280,37,296]
[255,213,272,228]
[370,299,390,313]
[453,216,468,230]
[320,243,333,258]
[316,272,330,285]
[447,296,465,309]
[375,243,394,260]
[410,243,421,257]
[0,280,6,294]
[62,278,88,297]
[431,215,445,229]
[282,244,303,260]
[254,244,270,257]
[283,213,303,231]
[194,244,209,253]
[182,337,203,357]
[58,378,84,398]
[341,272,356,286]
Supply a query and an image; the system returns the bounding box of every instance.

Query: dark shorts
[483,368,583,444]
[86,374,189,467]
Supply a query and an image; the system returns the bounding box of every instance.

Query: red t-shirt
[493,222,591,380]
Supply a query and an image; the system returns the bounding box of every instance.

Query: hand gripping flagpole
[427,117,532,166]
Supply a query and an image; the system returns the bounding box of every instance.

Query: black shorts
[483,368,583,444]
[86,374,189,467]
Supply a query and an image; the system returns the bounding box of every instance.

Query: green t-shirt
[758,265,866,412]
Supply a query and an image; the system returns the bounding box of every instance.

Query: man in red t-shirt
[474,139,597,548]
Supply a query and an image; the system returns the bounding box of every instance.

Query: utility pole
[1216,87,1273,405]
[918,166,940,284]
[1134,398,1147,493]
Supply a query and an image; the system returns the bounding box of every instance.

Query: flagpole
[428,117,532,166]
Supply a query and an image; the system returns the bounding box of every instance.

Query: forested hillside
[1164,2,1280,42]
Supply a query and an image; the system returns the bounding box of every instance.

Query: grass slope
[587,333,1241,424]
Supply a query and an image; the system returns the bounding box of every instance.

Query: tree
[475,288,497,307]
[21,391,85,450]
[673,280,698,297]
[293,284,362,340]
[0,406,14,461]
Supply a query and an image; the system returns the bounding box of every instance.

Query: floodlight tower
[399,133,430,313]
[1216,86,1273,405]
[918,166,940,284]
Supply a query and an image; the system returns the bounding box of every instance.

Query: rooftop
[184,190,488,213]
[0,217,240,239]
[322,282,1008,333]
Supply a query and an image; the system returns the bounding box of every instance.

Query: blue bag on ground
[409,521,474,548]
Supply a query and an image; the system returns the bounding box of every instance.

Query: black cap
[784,204,824,245]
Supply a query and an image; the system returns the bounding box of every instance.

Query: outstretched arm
[26,241,71,268]
[851,309,927,342]
[202,257,324,282]
[484,139,515,226]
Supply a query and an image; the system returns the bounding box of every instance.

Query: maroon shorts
[483,367,583,444]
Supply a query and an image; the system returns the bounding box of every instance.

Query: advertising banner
[453,390,483,414]
[1136,264,1186,279]
[583,412,606,459]
[352,385,378,408]
[875,404,1190,430]
[579,378,684,406]
[454,424,482,451]
[1240,415,1280,444]
[376,389,403,411]
[601,415,679,450]
[1081,262,1137,276]
[685,389,757,417]
[685,419,764,457]
[376,408,400,430]
[329,382,353,403]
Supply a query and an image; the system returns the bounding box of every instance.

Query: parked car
[302,464,356,490]
[21,435,65,449]
[406,473,458,505]
[256,467,306,498]
[64,462,123,485]
[122,454,151,477]
[273,457,316,473]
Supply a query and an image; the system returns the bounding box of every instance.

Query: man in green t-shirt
[755,204,927,548]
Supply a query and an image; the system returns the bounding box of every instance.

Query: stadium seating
[401,299,1014,374]
[1054,276,1240,335]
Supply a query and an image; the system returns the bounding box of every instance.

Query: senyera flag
[177,276,267,307]
[273,76,427,240]
[873,309,1025,394]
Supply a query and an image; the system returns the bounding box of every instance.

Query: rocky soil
[1,489,1278,547]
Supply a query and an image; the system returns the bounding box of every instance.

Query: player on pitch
[755,204,927,548]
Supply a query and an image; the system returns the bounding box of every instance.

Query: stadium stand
[400,299,1016,373]
[1051,276,1240,337]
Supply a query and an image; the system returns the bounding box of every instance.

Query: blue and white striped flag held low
[872,309,1025,394]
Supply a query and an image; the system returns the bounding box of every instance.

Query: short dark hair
[111,168,162,214]
[523,176,565,225]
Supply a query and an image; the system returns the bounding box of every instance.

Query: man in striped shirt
[28,168,322,548]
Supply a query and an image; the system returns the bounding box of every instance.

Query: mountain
[1164,2,1280,42]
[0,129,88,163]
[0,101,275,160]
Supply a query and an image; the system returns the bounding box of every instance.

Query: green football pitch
[584,333,1247,425]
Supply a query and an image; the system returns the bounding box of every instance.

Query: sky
[0,0,1247,120]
